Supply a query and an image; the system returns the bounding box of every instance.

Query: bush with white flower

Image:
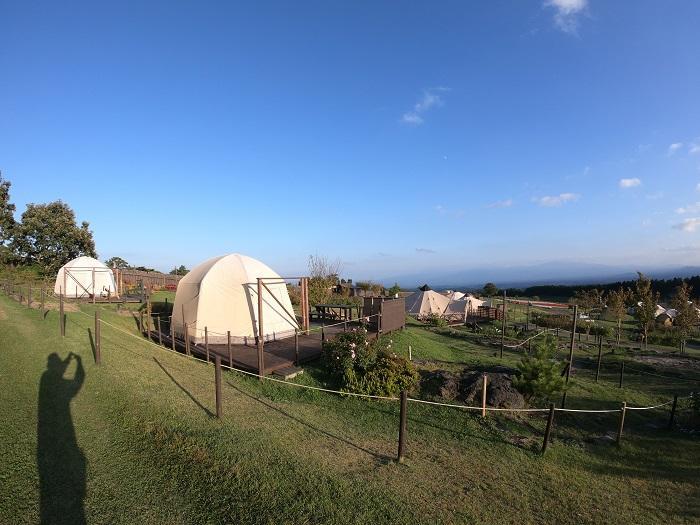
[323,329,419,396]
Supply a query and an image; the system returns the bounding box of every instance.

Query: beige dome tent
[172,253,298,345]
[54,256,118,298]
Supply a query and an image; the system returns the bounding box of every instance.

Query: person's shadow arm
[68,354,85,398]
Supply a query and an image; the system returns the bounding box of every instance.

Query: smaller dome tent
[54,256,118,298]
[172,253,298,345]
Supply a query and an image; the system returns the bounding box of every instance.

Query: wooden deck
[150,322,369,376]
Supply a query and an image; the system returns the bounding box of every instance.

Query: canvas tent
[54,256,118,298]
[443,290,466,301]
[172,253,298,345]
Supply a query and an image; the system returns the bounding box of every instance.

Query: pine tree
[671,281,697,354]
[513,335,565,404]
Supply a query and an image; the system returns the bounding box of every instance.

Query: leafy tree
[387,282,401,296]
[10,201,96,274]
[105,256,129,269]
[0,172,16,262]
[632,272,659,349]
[169,265,189,276]
[606,287,629,348]
[671,282,697,354]
[483,282,498,297]
[513,335,565,404]
[307,254,341,306]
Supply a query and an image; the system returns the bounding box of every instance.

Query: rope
[35,298,699,415]
[503,329,553,349]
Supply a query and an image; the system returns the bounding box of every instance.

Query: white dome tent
[54,256,118,299]
[172,253,299,345]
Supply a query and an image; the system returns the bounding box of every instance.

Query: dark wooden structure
[363,296,406,333]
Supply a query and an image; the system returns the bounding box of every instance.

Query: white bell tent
[54,256,118,298]
[172,253,299,345]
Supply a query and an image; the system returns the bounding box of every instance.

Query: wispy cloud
[486,198,513,209]
[673,218,700,233]
[434,204,464,218]
[534,193,580,207]
[544,0,588,34]
[667,142,684,156]
[415,247,436,254]
[619,177,641,189]
[690,141,700,155]
[401,88,449,126]
[675,202,700,215]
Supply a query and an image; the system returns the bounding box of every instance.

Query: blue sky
[2,1,700,282]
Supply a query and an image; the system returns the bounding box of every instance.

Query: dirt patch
[0,306,7,320]
[634,355,700,371]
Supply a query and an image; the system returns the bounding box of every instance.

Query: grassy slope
[1,294,699,524]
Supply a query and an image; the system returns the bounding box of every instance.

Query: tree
[387,282,401,297]
[512,335,565,404]
[307,254,341,306]
[105,256,129,269]
[671,282,697,354]
[632,272,659,349]
[10,201,96,274]
[169,265,189,276]
[0,172,16,262]
[483,282,498,297]
[605,287,629,349]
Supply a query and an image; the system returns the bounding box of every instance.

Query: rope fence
[2,282,698,462]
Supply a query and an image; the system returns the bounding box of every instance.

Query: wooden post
[294,330,299,365]
[59,288,65,337]
[481,374,488,417]
[408,345,412,361]
[397,390,408,463]
[668,394,678,429]
[595,338,603,383]
[40,287,45,317]
[146,299,151,339]
[171,318,176,352]
[215,355,222,419]
[205,326,210,362]
[28,284,32,308]
[257,278,265,379]
[541,403,555,455]
[500,290,507,358]
[94,310,101,365]
[227,331,232,367]
[618,361,625,388]
[616,402,627,444]
[157,316,163,346]
[139,310,144,333]
[184,323,191,356]
[565,305,578,385]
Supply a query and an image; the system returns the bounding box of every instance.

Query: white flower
[349,343,356,349]
[351,350,356,359]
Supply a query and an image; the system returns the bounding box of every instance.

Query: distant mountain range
[379,262,700,291]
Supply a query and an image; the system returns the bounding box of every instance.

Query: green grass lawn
[1,292,699,524]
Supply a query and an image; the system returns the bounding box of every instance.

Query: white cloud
[416,247,436,254]
[690,141,700,155]
[487,199,513,209]
[544,0,588,34]
[667,142,683,155]
[535,193,579,207]
[673,218,700,233]
[675,202,700,215]
[619,177,641,189]
[401,88,449,125]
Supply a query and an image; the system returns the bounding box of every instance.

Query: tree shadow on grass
[226,381,393,465]
[37,352,86,525]
[152,358,215,418]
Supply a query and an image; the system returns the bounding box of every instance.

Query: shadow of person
[37,352,86,525]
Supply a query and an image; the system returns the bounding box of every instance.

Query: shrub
[424,313,448,327]
[512,335,565,404]
[323,329,419,397]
